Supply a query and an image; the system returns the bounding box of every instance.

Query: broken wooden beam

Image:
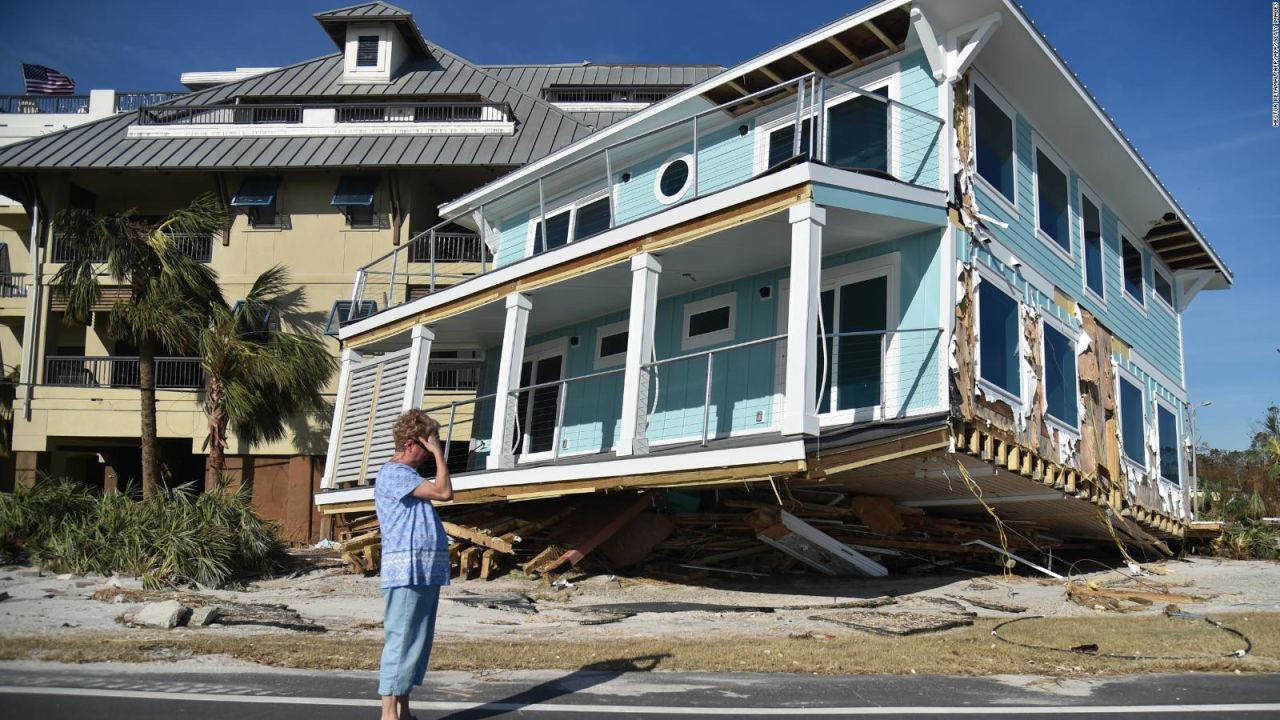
[749,508,888,577]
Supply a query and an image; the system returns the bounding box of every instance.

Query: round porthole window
[655,154,693,205]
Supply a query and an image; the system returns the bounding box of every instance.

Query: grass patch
[3,612,1280,676]
[0,478,287,588]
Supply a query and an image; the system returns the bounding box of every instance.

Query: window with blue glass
[1035,149,1069,253]
[1157,404,1180,484]
[826,87,890,173]
[1043,323,1078,428]
[1082,194,1104,298]
[974,85,1015,204]
[1122,236,1144,305]
[1119,376,1145,464]
[978,281,1020,398]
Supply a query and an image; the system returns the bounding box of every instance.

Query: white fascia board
[340,163,945,341]
[127,122,513,139]
[553,102,649,113]
[313,438,807,506]
[438,0,912,218]
[997,0,1231,286]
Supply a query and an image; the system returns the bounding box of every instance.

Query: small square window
[767,118,812,168]
[978,280,1020,398]
[594,320,629,369]
[1122,236,1144,305]
[681,292,736,350]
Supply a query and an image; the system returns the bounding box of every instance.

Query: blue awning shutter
[230,176,281,207]
[332,175,380,207]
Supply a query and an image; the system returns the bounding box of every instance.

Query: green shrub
[1214,521,1280,561]
[0,478,287,588]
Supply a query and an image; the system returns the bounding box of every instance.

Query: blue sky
[3,0,1276,449]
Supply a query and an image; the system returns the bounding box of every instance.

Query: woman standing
[375,409,453,720]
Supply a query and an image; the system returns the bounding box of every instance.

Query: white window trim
[1116,367,1147,469]
[654,153,695,205]
[968,72,1019,218]
[681,291,737,351]
[1031,137,1073,264]
[524,188,610,258]
[1151,262,1176,312]
[513,337,569,465]
[1077,180,1107,307]
[973,269,1024,408]
[775,253,903,425]
[343,27,391,78]
[593,319,629,370]
[1039,314,1081,436]
[752,63,900,177]
[1118,227,1148,316]
[1153,395,1183,486]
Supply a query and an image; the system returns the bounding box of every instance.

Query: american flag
[22,64,75,95]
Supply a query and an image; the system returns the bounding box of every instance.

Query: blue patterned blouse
[374,462,451,588]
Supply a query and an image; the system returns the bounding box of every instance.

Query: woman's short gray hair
[392,409,441,451]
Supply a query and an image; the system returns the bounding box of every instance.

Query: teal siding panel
[812,183,946,225]
[895,51,943,189]
[972,109,1184,384]
[494,215,529,268]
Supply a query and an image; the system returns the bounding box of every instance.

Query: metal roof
[481,63,724,95]
[0,44,599,171]
[314,2,412,19]
[561,111,639,130]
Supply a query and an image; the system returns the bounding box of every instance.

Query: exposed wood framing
[348,184,813,348]
[757,66,785,84]
[815,426,953,477]
[790,52,822,74]
[864,19,899,53]
[825,37,864,67]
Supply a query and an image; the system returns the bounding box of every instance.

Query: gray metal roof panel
[314,2,412,19]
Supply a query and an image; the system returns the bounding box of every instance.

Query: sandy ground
[2,555,1278,643]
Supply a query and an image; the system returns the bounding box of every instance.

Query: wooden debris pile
[333,486,1077,582]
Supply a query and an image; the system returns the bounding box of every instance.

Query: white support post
[487,293,532,470]
[617,253,662,456]
[782,202,825,437]
[401,324,435,411]
[321,348,363,489]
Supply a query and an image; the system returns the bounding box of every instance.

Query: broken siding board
[749,508,887,577]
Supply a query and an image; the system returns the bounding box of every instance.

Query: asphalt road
[2,662,1279,719]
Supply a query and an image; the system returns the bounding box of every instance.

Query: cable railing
[643,335,788,447]
[347,71,945,321]
[503,366,627,462]
[43,356,203,389]
[816,328,943,421]
[348,228,492,318]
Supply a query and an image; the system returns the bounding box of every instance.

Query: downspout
[20,184,43,421]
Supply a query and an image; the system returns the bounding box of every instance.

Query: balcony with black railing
[44,356,203,390]
[51,232,214,264]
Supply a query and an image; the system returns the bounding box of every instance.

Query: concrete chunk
[189,606,222,626]
[134,600,191,629]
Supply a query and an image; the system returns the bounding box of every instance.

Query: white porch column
[321,348,363,489]
[400,324,435,411]
[487,293,532,469]
[782,202,825,437]
[616,253,662,456]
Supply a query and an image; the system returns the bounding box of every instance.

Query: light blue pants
[378,585,441,696]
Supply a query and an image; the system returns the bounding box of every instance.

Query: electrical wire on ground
[990,614,1252,660]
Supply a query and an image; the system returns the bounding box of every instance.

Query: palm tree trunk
[138,336,160,498]
[204,374,227,491]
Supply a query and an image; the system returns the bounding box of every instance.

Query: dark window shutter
[356,36,380,67]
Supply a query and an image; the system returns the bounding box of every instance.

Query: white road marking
[2,685,1279,715]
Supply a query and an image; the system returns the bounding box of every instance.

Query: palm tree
[52,194,224,497]
[199,265,337,487]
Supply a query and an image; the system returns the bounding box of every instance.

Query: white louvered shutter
[330,348,412,487]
